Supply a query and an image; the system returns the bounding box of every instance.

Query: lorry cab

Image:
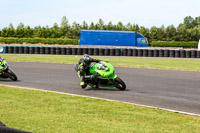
[137,37,148,47]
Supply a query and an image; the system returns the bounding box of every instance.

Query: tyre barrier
[72,48,77,55]
[99,48,105,56]
[164,49,169,57]
[197,51,200,58]
[61,47,66,55]
[175,50,180,58]
[24,47,29,54]
[13,46,19,54]
[56,47,61,55]
[88,48,94,55]
[185,50,191,58]
[7,46,14,53]
[35,47,40,54]
[93,48,99,55]
[45,47,50,54]
[50,47,56,55]
[66,47,72,55]
[169,50,175,57]
[115,48,121,56]
[110,48,115,56]
[159,49,164,57]
[191,50,196,58]
[104,48,110,56]
[19,46,24,54]
[3,46,200,58]
[180,50,185,58]
[77,48,83,55]
[132,49,137,56]
[29,47,35,54]
[122,48,127,56]
[148,49,153,57]
[137,49,143,57]
[40,47,45,54]
[127,49,132,56]
[83,48,88,55]
[153,49,159,57]
[142,49,148,57]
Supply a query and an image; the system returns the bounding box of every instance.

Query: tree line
[0,16,200,42]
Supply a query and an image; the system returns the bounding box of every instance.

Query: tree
[139,26,149,39]
[126,22,132,31]
[165,25,177,41]
[183,16,195,29]
[177,24,188,41]
[15,22,25,38]
[24,26,33,38]
[71,21,80,39]
[149,26,158,41]
[89,22,95,30]
[82,21,88,30]
[96,19,105,30]
[106,21,114,30]
[194,16,200,26]
[116,21,124,31]
[60,16,71,38]
[50,23,61,38]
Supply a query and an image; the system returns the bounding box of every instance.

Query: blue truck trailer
[79,30,148,47]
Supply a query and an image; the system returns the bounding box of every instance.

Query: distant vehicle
[79,30,148,47]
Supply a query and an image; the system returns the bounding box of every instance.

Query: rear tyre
[114,77,126,90]
[7,69,18,81]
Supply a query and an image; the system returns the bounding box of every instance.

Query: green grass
[0,86,200,133]
[1,54,200,71]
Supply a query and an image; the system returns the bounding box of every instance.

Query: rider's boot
[80,76,87,89]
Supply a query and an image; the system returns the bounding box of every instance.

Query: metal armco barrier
[2,46,200,58]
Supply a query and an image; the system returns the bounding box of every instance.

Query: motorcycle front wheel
[7,69,18,81]
[114,77,126,90]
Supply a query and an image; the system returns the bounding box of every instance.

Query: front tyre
[114,77,126,90]
[7,69,18,81]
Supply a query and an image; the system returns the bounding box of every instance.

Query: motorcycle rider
[77,54,101,88]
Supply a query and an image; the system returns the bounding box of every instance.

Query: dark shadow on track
[0,79,20,82]
[84,87,129,91]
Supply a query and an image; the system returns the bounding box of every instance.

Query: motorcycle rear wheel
[114,77,126,90]
[7,69,18,81]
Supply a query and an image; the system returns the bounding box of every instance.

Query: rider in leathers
[78,54,101,88]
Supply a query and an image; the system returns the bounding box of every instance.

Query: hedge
[150,41,198,48]
[0,37,199,48]
[0,37,79,45]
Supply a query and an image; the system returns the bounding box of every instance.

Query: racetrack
[1,61,200,115]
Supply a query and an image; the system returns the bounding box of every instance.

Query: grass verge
[0,86,200,133]
[1,54,200,71]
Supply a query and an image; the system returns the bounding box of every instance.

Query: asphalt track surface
[1,61,200,115]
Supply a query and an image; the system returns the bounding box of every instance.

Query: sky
[0,0,199,29]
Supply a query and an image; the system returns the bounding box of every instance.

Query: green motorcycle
[74,61,126,90]
[0,58,18,81]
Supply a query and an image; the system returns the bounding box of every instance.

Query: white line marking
[1,84,200,117]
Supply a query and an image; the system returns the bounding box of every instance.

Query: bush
[150,41,198,48]
[0,37,79,45]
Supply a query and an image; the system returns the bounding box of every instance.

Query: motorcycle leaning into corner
[0,57,18,81]
[74,55,126,90]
